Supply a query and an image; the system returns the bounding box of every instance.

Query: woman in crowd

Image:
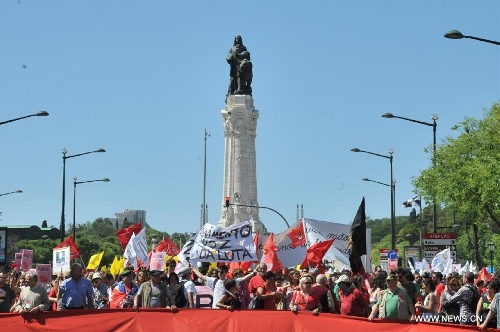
[290,275,321,315]
[216,279,242,311]
[476,279,499,329]
[281,270,300,310]
[368,272,387,317]
[256,271,281,310]
[232,268,250,309]
[167,272,182,303]
[440,277,461,321]
[415,279,438,318]
[91,272,109,309]
[135,270,149,288]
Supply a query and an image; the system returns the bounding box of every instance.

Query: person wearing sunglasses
[290,276,321,315]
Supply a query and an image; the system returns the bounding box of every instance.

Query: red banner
[0,309,480,332]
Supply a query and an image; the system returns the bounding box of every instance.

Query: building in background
[109,209,149,229]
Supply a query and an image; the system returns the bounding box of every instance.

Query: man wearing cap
[337,274,369,317]
[57,263,94,310]
[110,269,138,309]
[134,270,177,311]
[91,272,108,309]
[368,273,416,322]
[178,266,196,308]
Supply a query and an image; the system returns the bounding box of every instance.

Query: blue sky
[1,1,499,236]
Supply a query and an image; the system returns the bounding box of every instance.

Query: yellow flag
[87,251,105,269]
[110,255,124,277]
[101,265,107,274]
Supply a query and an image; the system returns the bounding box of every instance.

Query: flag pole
[419,197,423,261]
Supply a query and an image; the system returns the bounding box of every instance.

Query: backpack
[465,285,480,312]
[174,281,188,308]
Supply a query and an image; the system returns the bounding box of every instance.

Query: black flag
[349,197,366,274]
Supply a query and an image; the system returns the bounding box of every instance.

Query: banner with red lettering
[36,264,52,285]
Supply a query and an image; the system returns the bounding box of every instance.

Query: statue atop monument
[226,35,253,97]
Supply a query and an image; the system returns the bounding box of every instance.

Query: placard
[36,264,52,284]
[53,247,70,274]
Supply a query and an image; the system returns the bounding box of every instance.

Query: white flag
[431,248,451,270]
[124,233,138,269]
[408,259,415,274]
[422,258,431,272]
[132,228,149,266]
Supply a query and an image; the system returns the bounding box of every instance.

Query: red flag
[116,222,142,251]
[300,239,335,269]
[54,236,81,260]
[288,221,306,248]
[476,266,492,284]
[154,237,180,257]
[260,233,284,272]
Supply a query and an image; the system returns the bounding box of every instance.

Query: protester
[104,272,118,301]
[134,270,177,311]
[337,274,369,317]
[256,271,281,310]
[57,263,94,310]
[281,270,300,310]
[178,266,196,308]
[476,279,499,329]
[109,269,138,309]
[290,275,321,315]
[135,269,149,288]
[216,279,242,310]
[432,271,445,311]
[247,262,267,309]
[440,277,461,320]
[396,268,419,305]
[193,264,255,309]
[368,273,416,322]
[91,272,109,309]
[443,271,479,325]
[12,272,50,314]
[415,279,437,318]
[311,274,331,313]
[0,270,16,313]
[231,268,250,309]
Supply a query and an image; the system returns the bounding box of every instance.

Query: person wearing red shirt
[433,272,445,311]
[290,276,321,315]
[248,263,267,309]
[337,274,369,317]
[256,271,281,310]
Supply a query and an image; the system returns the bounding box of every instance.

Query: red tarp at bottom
[0,309,486,332]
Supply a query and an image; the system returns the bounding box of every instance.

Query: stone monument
[218,36,265,234]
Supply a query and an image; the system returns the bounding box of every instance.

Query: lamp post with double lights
[444,30,500,46]
[0,111,49,126]
[382,113,439,233]
[352,148,395,250]
[60,148,106,242]
[361,177,396,250]
[0,190,23,197]
[488,242,495,273]
[72,177,110,242]
[201,128,210,228]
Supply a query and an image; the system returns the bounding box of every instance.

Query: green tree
[413,102,500,267]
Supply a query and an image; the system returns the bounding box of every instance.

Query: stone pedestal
[217,95,266,233]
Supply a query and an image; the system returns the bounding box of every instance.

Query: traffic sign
[424,239,457,245]
[388,250,398,260]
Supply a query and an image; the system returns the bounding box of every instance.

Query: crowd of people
[1,261,499,330]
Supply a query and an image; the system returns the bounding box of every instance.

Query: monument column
[218,95,265,233]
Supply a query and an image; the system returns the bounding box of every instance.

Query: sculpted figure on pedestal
[226,35,253,97]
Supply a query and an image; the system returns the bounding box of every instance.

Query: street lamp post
[488,242,495,272]
[72,177,110,242]
[61,148,106,242]
[444,30,500,46]
[201,128,210,228]
[227,202,290,228]
[0,111,49,126]
[382,113,439,233]
[0,190,23,197]
[352,148,395,250]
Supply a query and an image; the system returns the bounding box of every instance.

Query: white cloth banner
[266,218,371,271]
[190,221,257,265]
[52,247,70,274]
[177,229,199,266]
